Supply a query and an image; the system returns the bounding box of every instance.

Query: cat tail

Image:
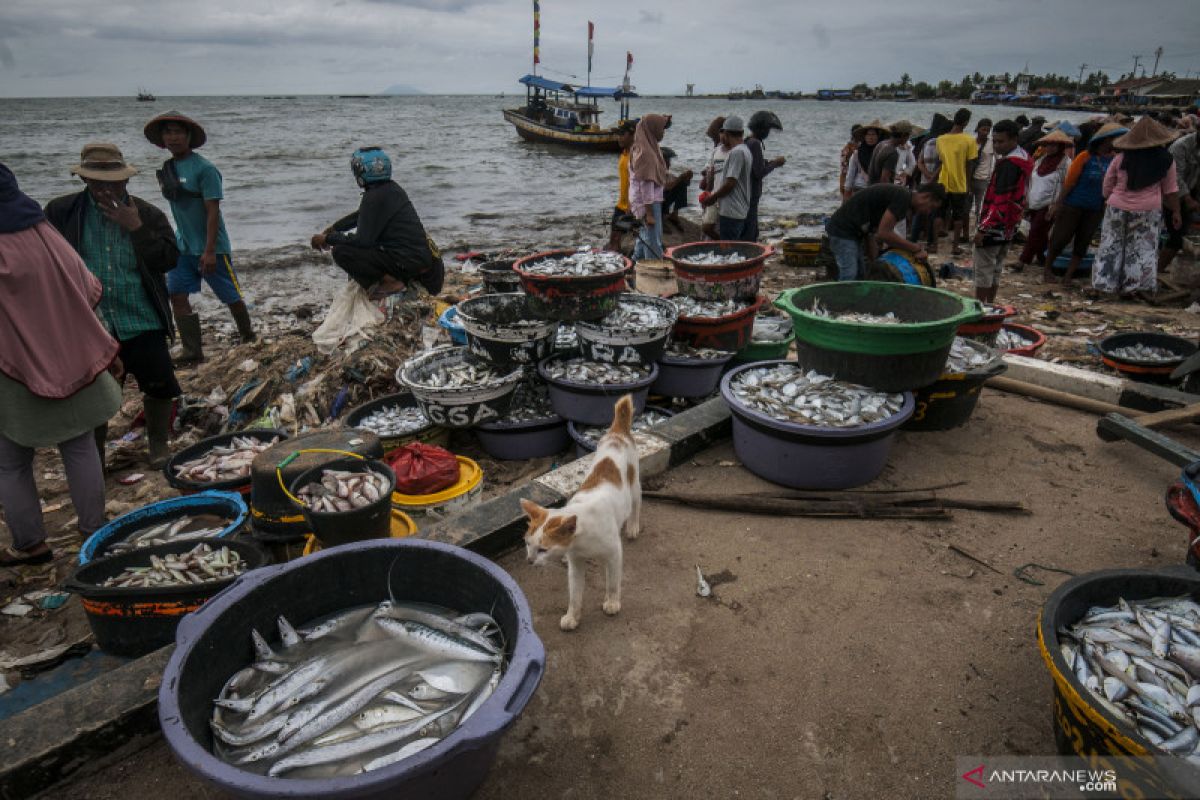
[609,394,634,438]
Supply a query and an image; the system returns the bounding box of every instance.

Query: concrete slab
[1003,353,1199,411]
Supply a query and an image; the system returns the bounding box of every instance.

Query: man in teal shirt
[144,111,254,363]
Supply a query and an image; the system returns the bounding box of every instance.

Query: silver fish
[575,409,673,447]
[107,514,230,554]
[174,436,280,483]
[750,316,793,344]
[996,328,1034,351]
[944,337,997,374]
[356,405,430,436]
[585,296,676,333]
[100,543,245,588]
[671,296,752,319]
[542,357,651,385]
[729,365,904,428]
[297,469,390,514]
[664,341,733,360]
[521,249,627,277]
[1110,344,1180,363]
[677,250,745,266]
[808,299,901,325]
[492,380,557,424]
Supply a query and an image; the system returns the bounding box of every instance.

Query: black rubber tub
[479,258,522,294]
[513,249,634,322]
[904,340,1007,432]
[537,355,658,426]
[159,539,545,800]
[165,429,289,496]
[398,346,523,429]
[1037,566,1200,798]
[665,241,772,302]
[80,490,248,566]
[64,539,269,657]
[651,350,736,399]
[456,294,559,368]
[574,294,678,366]
[288,457,397,547]
[474,415,570,460]
[1099,332,1197,384]
[343,392,446,453]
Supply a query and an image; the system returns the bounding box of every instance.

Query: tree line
[848,70,1176,100]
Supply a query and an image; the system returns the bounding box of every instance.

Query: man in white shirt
[699,115,754,241]
[970,118,995,228]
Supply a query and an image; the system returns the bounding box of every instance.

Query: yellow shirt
[935,133,979,194]
[616,150,631,212]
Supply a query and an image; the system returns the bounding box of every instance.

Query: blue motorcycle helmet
[351,147,392,187]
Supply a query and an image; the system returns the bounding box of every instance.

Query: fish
[996,328,1033,351]
[1061,595,1200,752]
[582,297,676,333]
[670,296,752,320]
[696,566,712,597]
[173,436,280,483]
[100,543,245,588]
[575,408,673,447]
[750,316,793,344]
[677,250,746,266]
[296,469,391,514]
[521,249,627,277]
[356,405,430,436]
[1110,344,1180,364]
[107,513,230,554]
[944,337,998,374]
[491,380,557,424]
[542,357,651,385]
[729,365,905,429]
[808,299,902,325]
[406,356,514,391]
[664,341,734,360]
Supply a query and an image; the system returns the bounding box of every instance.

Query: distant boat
[137,88,156,102]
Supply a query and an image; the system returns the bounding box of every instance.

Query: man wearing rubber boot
[144,111,255,363]
[44,144,182,469]
[309,147,445,300]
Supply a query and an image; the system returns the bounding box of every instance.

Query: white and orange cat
[521,394,641,631]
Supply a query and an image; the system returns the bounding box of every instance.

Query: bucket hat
[144,111,207,149]
[69,143,138,181]
[1036,130,1075,147]
[1113,116,1178,150]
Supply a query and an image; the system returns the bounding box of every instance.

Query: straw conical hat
[1090,122,1128,145]
[1113,116,1178,150]
[861,119,888,134]
[1036,129,1074,146]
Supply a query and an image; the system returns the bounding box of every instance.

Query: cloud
[0,39,14,68]
[637,10,663,24]
[811,23,830,51]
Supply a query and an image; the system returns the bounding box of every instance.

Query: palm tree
[900,73,912,90]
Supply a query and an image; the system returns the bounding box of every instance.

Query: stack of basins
[721,281,992,489]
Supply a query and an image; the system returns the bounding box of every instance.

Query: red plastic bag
[387,443,459,496]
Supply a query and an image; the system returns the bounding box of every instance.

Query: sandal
[0,544,54,567]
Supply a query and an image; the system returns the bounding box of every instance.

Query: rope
[275,449,364,506]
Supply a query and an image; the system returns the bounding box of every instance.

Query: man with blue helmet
[310,147,444,299]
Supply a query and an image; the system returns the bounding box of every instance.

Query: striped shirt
[79,194,162,340]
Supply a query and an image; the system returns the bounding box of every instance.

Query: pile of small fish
[1059,595,1200,760]
[211,601,505,779]
[808,299,901,325]
[751,316,793,343]
[554,325,578,352]
[408,359,512,390]
[356,405,430,437]
[590,298,675,332]
[174,436,281,483]
[671,297,751,319]
[107,514,230,555]
[996,328,1033,350]
[944,337,996,373]
[575,409,673,447]
[521,250,627,277]
[101,543,244,588]
[297,469,390,513]
[729,365,905,427]
[542,357,651,385]
[1109,344,1181,364]
[677,250,745,266]
[493,380,557,423]
[664,341,732,360]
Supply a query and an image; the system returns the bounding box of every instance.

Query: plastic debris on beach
[729,364,904,428]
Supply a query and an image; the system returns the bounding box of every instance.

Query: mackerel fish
[356,405,430,436]
[1059,594,1200,763]
[297,469,390,513]
[808,299,901,325]
[730,365,904,427]
[542,357,651,385]
[677,250,745,266]
[522,249,627,277]
[174,436,281,483]
[101,543,244,588]
[1110,344,1180,363]
[108,514,230,555]
[671,296,753,319]
[575,408,673,447]
[944,337,996,374]
[210,600,505,779]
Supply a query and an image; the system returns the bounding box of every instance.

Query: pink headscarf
[630,114,669,186]
[0,221,119,398]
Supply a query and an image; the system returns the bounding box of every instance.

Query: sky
[2,0,1199,97]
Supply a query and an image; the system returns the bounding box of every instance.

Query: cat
[521,394,641,632]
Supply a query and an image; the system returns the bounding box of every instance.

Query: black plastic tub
[665,241,772,302]
[165,429,289,496]
[651,350,736,398]
[537,355,658,426]
[64,539,269,657]
[479,258,522,294]
[1037,566,1200,798]
[474,415,570,460]
[456,294,559,368]
[159,539,545,800]
[288,457,396,547]
[904,340,1007,432]
[80,490,248,566]
[513,249,634,322]
[1099,332,1197,384]
[720,361,914,489]
[568,406,676,458]
[398,346,523,429]
[792,340,950,395]
[343,392,446,453]
[574,294,678,366]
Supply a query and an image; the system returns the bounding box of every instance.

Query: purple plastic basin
[158,539,544,800]
[650,351,736,399]
[719,361,915,489]
[537,355,658,426]
[474,415,571,460]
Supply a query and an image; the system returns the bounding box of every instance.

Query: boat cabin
[518,75,632,133]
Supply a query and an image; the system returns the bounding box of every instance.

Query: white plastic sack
[312,280,385,355]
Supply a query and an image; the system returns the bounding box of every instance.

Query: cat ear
[558,515,577,536]
[520,499,546,522]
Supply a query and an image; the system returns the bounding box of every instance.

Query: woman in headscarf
[0,164,122,566]
[628,113,671,261]
[843,120,886,199]
[1043,122,1127,285]
[837,124,863,199]
[1016,130,1073,272]
[1093,117,1182,297]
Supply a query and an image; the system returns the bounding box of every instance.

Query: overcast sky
[2,0,1198,97]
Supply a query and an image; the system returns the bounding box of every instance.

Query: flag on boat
[587,21,594,75]
[627,51,633,68]
[533,0,541,65]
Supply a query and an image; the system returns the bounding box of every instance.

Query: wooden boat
[503,76,635,152]
[137,88,156,102]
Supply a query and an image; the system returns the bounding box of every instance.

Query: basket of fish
[166,430,288,495]
[720,361,914,489]
[775,282,983,392]
[398,347,522,430]
[65,539,267,657]
[1037,567,1200,798]
[997,322,1047,357]
[474,379,570,461]
[80,490,248,566]
[289,459,397,547]
[956,303,1017,346]
[734,315,795,364]
[479,257,523,294]
[669,294,766,353]
[904,338,1007,432]
[512,248,633,322]
[650,342,736,399]
[344,393,447,454]
[574,294,678,366]
[568,406,676,458]
[537,355,658,426]
[158,538,544,800]
[1099,333,1197,383]
[455,294,559,367]
[665,241,773,302]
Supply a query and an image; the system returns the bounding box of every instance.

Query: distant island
[381,84,425,96]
